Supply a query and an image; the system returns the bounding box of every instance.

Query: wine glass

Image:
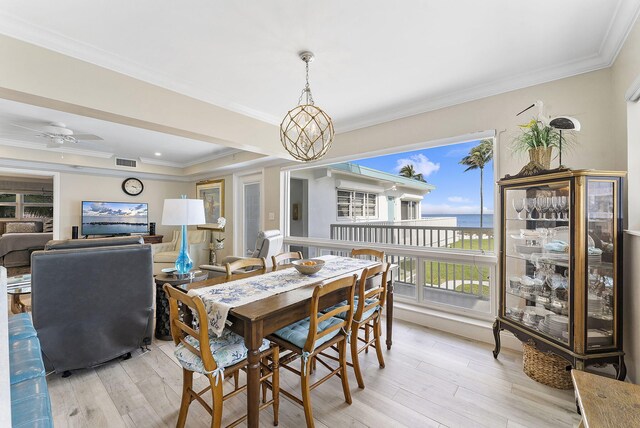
[512,198,524,220]
[550,196,560,220]
[541,197,551,220]
[535,197,549,220]
[524,198,535,220]
[559,196,569,220]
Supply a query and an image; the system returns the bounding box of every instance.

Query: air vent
[115,157,137,168]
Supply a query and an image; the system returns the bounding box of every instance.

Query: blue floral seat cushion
[324,297,380,322]
[273,316,344,350]
[174,328,270,374]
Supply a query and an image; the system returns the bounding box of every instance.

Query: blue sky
[350,140,494,215]
[82,201,148,217]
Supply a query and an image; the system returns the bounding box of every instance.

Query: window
[285,137,496,318]
[336,190,377,220]
[401,200,418,220]
[0,193,17,218]
[0,192,53,219]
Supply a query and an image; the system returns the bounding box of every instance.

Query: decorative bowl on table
[292,259,325,275]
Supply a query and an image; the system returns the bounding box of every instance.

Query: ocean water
[82,215,148,235]
[82,223,148,235]
[424,214,494,228]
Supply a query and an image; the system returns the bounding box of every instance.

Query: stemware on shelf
[512,198,524,220]
[524,198,535,220]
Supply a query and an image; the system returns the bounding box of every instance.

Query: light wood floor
[46,319,581,428]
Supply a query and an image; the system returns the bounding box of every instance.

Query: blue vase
[174,224,193,274]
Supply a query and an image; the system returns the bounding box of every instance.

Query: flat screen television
[81,201,148,236]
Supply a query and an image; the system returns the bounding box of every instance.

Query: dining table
[186,255,398,428]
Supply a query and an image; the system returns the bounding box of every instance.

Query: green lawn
[450,235,494,251]
[397,236,492,298]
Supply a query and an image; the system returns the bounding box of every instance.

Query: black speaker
[149,222,156,235]
[72,226,79,239]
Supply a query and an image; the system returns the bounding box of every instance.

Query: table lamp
[162,196,206,274]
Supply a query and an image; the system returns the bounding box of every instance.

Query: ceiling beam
[0,34,290,159]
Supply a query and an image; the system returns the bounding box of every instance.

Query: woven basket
[522,343,573,389]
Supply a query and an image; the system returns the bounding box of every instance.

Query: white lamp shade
[162,199,206,226]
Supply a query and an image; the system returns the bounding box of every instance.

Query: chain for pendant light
[280,51,335,162]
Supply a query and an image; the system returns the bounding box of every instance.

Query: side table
[7,285,31,314]
[154,270,208,340]
[6,274,32,314]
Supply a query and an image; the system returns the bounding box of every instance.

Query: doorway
[236,173,263,256]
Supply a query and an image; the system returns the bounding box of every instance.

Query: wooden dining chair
[267,275,357,428]
[271,251,303,271]
[348,263,389,388]
[351,248,385,262]
[225,257,267,281]
[163,284,279,428]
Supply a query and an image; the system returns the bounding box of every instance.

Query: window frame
[0,192,53,220]
[281,131,499,321]
[336,189,378,221]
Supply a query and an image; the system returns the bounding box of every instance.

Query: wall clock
[122,177,144,196]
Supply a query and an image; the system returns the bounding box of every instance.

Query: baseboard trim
[392,302,523,352]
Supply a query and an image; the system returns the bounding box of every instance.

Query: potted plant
[513,119,562,170]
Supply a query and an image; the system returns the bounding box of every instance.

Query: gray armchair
[31,236,154,373]
[200,230,283,278]
[151,229,209,275]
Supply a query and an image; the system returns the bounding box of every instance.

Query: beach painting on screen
[81,201,148,235]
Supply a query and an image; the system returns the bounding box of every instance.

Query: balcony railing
[330,220,494,251]
[326,220,494,310]
[284,236,496,316]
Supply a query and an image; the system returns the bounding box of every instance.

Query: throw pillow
[43,218,54,233]
[5,222,37,233]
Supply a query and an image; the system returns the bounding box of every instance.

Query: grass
[396,236,493,298]
[450,234,494,251]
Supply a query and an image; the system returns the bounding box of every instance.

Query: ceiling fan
[9,121,103,148]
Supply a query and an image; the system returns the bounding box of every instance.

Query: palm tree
[399,164,427,182]
[459,140,494,228]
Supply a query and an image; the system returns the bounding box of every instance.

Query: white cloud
[395,154,440,177]
[421,203,494,215]
[447,196,471,203]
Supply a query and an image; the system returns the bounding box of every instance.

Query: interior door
[237,174,262,256]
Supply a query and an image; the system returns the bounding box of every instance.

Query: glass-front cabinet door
[502,180,572,347]
[585,178,618,350]
[495,170,625,380]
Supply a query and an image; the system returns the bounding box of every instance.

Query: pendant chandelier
[280,51,334,162]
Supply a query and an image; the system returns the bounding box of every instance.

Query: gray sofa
[0,221,52,268]
[31,236,154,373]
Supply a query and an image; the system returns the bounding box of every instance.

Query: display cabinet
[492,169,625,379]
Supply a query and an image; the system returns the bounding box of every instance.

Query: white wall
[290,169,336,239]
[611,16,640,383]
[58,172,192,239]
[265,47,633,360]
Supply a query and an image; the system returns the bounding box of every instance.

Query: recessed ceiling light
[154,152,162,156]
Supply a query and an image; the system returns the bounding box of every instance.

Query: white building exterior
[289,162,453,240]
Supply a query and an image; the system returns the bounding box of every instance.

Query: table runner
[189,255,377,337]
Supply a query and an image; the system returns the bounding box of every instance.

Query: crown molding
[0,2,638,135]
[0,149,288,182]
[0,11,281,126]
[0,136,247,168]
[598,0,640,66]
[334,53,610,133]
